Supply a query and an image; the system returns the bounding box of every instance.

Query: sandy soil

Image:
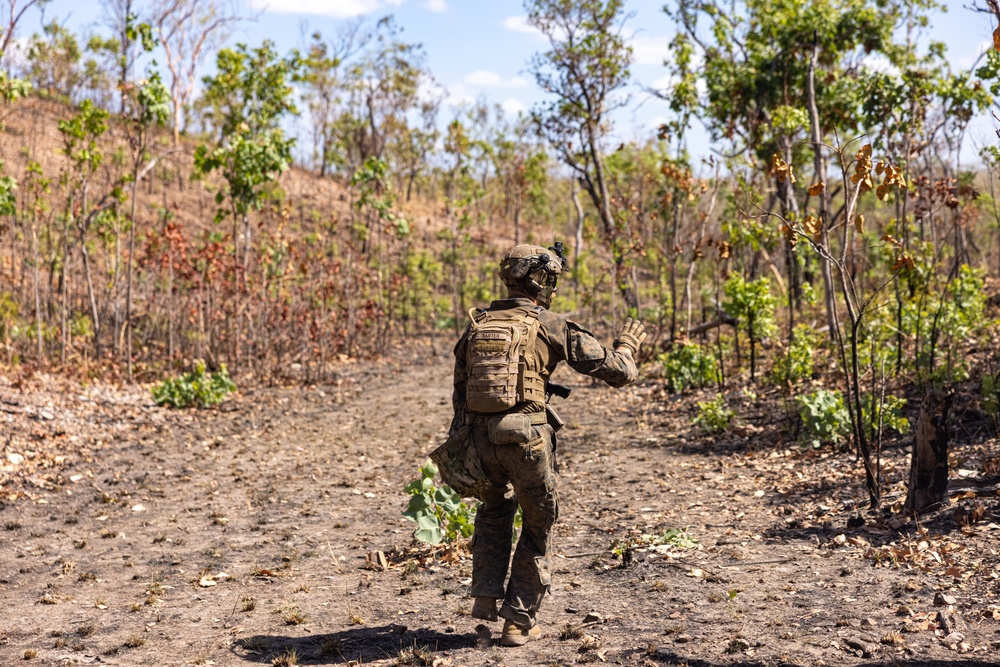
[1,347,999,666]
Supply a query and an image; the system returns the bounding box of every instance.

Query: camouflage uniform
[451,297,638,629]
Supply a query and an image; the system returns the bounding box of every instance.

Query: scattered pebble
[934,593,957,606]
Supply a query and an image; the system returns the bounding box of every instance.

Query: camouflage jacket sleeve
[540,311,638,387]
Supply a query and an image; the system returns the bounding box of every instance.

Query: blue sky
[11,0,1000,164]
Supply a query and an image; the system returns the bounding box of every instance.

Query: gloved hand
[614,318,646,357]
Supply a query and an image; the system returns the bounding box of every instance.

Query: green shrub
[723,274,777,341]
[771,324,819,387]
[723,274,777,381]
[402,460,476,545]
[661,342,720,393]
[796,388,850,448]
[692,394,734,433]
[864,395,909,436]
[151,361,236,408]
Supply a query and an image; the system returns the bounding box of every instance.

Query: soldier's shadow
[232,625,479,664]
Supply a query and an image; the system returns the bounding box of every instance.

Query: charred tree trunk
[904,393,953,514]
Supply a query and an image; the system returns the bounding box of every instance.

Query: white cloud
[444,83,475,107]
[650,74,676,91]
[955,39,992,70]
[860,53,900,77]
[501,98,527,116]
[249,0,405,18]
[425,0,447,12]
[502,15,544,38]
[629,34,671,66]
[463,69,528,88]
[417,75,447,105]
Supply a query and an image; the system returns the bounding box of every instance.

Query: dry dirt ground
[2,347,1000,667]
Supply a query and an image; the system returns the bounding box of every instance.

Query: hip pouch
[487,413,535,445]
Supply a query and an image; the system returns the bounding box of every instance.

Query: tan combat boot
[471,597,499,622]
[499,619,541,646]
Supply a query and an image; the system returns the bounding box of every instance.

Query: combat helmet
[499,242,567,309]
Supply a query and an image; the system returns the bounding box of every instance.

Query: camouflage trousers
[469,423,558,629]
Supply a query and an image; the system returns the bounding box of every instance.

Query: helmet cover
[499,244,563,308]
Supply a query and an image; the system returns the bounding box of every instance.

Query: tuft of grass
[393,645,434,666]
[559,624,583,640]
[123,634,145,648]
[241,596,256,612]
[23,649,37,660]
[242,635,269,652]
[285,610,306,626]
[274,604,305,626]
[271,648,298,667]
[145,581,165,605]
[317,635,343,657]
[76,624,96,637]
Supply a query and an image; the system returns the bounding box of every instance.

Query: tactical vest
[464,304,546,414]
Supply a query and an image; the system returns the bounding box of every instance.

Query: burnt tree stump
[904,393,953,514]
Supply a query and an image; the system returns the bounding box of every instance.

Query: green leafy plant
[723,274,776,382]
[692,394,734,433]
[660,342,719,392]
[151,361,236,408]
[796,389,850,448]
[771,324,820,387]
[612,528,698,559]
[863,395,910,437]
[402,460,476,546]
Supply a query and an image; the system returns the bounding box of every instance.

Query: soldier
[433,243,645,647]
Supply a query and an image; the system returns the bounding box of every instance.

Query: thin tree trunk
[807,40,838,340]
[125,174,139,380]
[572,179,584,266]
[61,195,71,365]
[32,210,43,364]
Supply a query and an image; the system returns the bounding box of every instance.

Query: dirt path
[1,353,999,666]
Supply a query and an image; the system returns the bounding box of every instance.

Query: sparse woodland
[0,0,1000,505]
[2,0,1000,501]
[2,0,1000,663]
